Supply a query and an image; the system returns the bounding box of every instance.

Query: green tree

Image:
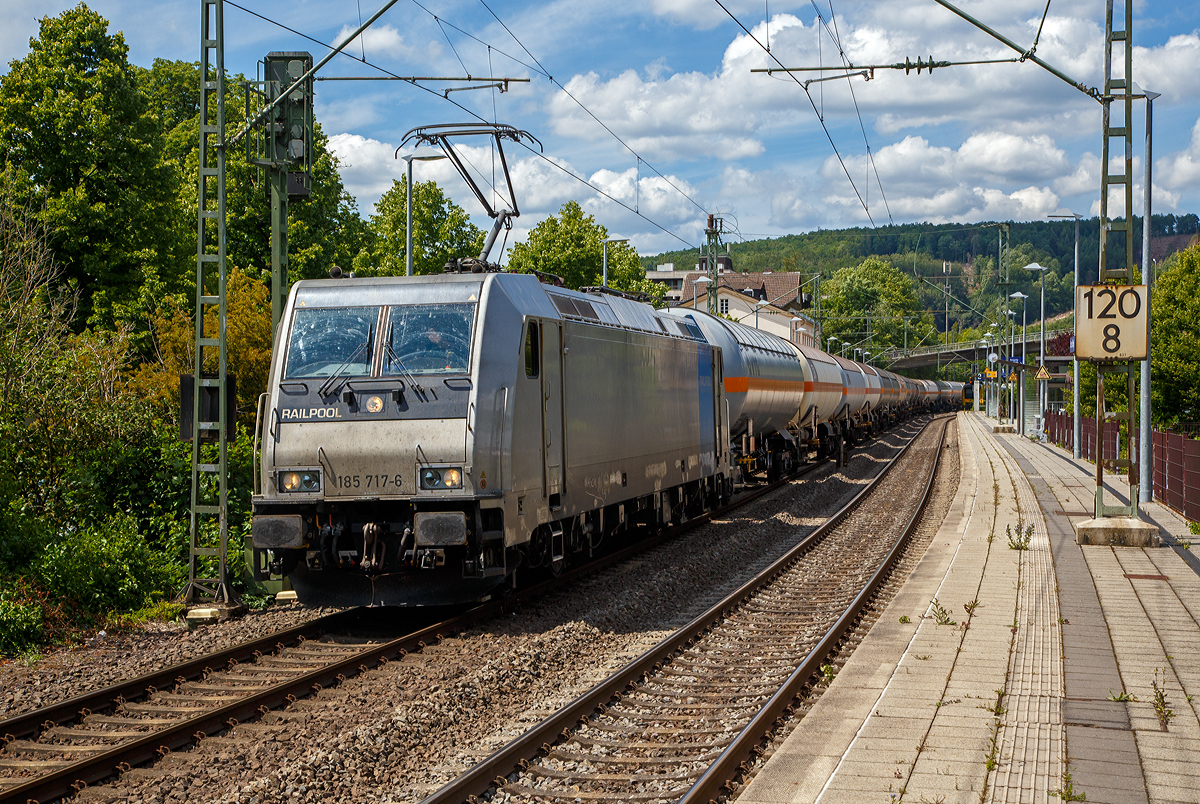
[144,59,368,290]
[823,257,934,351]
[351,177,484,276]
[506,201,664,301]
[1149,243,1200,423]
[0,4,184,327]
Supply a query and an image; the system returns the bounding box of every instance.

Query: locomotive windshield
[284,307,379,379]
[384,303,475,376]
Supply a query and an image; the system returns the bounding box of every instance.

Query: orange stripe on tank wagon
[724,377,841,394]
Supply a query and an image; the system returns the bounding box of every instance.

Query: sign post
[1075,284,1147,520]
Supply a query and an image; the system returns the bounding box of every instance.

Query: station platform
[741,411,1200,804]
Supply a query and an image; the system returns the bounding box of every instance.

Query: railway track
[421,414,953,804]
[0,422,867,804]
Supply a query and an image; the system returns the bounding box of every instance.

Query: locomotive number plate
[330,474,403,490]
[1075,285,1147,361]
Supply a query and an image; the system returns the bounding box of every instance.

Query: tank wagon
[250,270,946,607]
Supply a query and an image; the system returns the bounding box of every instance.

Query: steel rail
[418,415,944,804]
[0,608,365,744]
[0,433,842,804]
[681,415,950,802]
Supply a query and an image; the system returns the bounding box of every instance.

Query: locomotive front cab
[251,276,507,606]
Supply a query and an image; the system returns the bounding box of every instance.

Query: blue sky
[4,0,1199,257]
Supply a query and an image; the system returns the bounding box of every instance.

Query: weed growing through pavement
[1051,767,1087,801]
[899,615,911,624]
[1007,521,1033,550]
[930,599,957,626]
[1152,668,1175,730]
[1108,689,1137,702]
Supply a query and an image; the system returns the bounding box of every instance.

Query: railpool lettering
[279,407,345,421]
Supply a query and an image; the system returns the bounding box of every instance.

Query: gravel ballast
[20,418,938,804]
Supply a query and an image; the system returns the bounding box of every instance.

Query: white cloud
[1157,118,1200,191]
[817,135,1064,223]
[333,23,423,62]
[1135,34,1200,102]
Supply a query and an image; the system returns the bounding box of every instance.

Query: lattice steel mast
[1094,0,1139,517]
[182,0,233,604]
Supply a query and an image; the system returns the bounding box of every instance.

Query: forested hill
[641,215,1199,281]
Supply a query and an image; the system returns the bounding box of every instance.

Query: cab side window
[524,322,540,378]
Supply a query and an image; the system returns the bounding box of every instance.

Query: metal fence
[1043,409,1199,523]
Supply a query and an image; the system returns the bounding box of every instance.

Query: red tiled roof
[679,271,810,308]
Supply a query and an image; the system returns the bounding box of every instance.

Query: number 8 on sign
[1075,285,1148,360]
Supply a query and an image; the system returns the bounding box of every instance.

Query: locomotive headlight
[365,395,384,414]
[279,470,320,493]
[420,467,463,490]
[420,468,442,489]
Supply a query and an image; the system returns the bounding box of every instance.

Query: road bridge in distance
[879,324,1073,371]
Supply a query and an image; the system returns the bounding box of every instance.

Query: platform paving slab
[738,413,1069,804]
[740,414,1200,804]
[996,431,1200,804]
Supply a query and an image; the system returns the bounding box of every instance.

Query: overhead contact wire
[225,1,699,248]
[713,0,875,227]
[813,0,893,224]
[476,0,710,220]
[223,0,491,125]
[519,143,693,248]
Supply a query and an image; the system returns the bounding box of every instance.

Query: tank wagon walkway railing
[1043,409,1200,524]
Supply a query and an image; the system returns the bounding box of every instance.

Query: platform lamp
[1021,262,1050,429]
[1049,210,1083,458]
[1011,291,1028,435]
[978,339,989,412]
[398,148,447,276]
[828,335,839,354]
[753,299,768,329]
[691,275,711,309]
[602,237,629,288]
[1006,309,1017,422]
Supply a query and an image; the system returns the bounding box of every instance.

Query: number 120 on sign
[1074,285,1148,360]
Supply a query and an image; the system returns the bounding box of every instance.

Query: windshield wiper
[317,332,372,398]
[385,323,423,394]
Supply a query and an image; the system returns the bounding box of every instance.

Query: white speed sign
[1074,284,1148,360]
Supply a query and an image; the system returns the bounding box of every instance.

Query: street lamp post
[978,339,988,412]
[691,275,711,309]
[1021,262,1051,431]
[754,300,767,329]
[1006,309,1016,422]
[1140,89,1160,503]
[828,336,838,355]
[1011,291,1028,435]
[399,149,447,276]
[602,237,629,288]
[1050,211,1083,458]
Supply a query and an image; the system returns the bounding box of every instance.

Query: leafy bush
[36,513,176,615]
[0,588,43,655]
